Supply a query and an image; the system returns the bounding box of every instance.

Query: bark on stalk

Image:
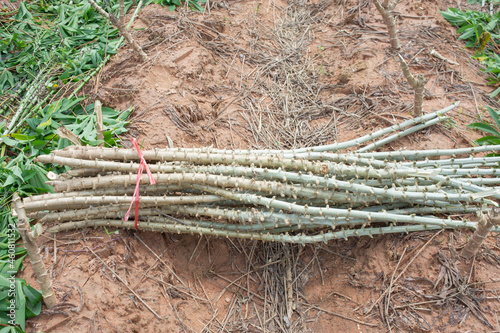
[87,0,148,61]
[95,100,104,143]
[12,194,57,308]
[43,219,456,244]
[64,168,103,178]
[108,13,148,61]
[397,54,429,115]
[23,194,222,213]
[24,184,194,204]
[373,0,401,51]
[119,0,125,27]
[56,125,82,146]
[39,148,427,180]
[41,170,478,204]
[462,207,500,260]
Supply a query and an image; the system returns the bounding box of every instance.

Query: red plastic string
[124,138,156,230]
[131,138,156,185]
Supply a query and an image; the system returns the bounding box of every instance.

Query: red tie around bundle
[124,138,156,230]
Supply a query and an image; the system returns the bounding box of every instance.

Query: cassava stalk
[2,70,46,137]
[373,0,401,50]
[35,204,486,230]
[396,54,429,115]
[40,169,484,205]
[61,103,458,156]
[356,144,500,160]
[12,194,57,308]
[23,194,222,213]
[373,0,429,116]
[44,219,499,244]
[119,0,125,27]
[42,148,444,180]
[95,100,104,143]
[24,184,194,204]
[57,125,82,146]
[86,0,148,61]
[24,109,500,245]
[108,12,148,61]
[358,116,443,151]
[462,207,500,260]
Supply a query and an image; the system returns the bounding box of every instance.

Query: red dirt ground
[21,0,500,332]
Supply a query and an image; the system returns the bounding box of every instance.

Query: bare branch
[373,0,401,50]
[87,0,148,61]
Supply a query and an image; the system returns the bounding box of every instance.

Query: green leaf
[188,0,204,11]
[476,136,500,145]
[14,2,33,21]
[458,26,478,40]
[15,280,26,330]
[0,326,22,333]
[3,175,16,187]
[10,134,36,142]
[457,24,474,34]
[0,70,14,91]
[467,122,500,136]
[11,167,22,181]
[441,9,468,25]
[0,137,19,147]
[23,284,42,316]
[0,275,10,289]
[487,18,498,30]
[486,106,500,128]
[36,117,52,133]
[0,255,26,275]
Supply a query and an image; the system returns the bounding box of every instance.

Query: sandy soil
[22,0,500,332]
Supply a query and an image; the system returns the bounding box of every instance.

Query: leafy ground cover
[442,1,500,156]
[153,0,206,12]
[0,0,136,330]
[441,2,500,96]
[468,105,500,151]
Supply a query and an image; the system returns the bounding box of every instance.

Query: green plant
[0,213,41,332]
[0,275,42,332]
[0,0,137,330]
[441,8,500,96]
[1,97,130,200]
[468,106,500,153]
[0,0,122,92]
[44,98,132,146]
[0,97,130,331]
[153,0,206,12]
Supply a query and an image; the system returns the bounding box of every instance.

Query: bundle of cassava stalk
[23,102,500,244]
